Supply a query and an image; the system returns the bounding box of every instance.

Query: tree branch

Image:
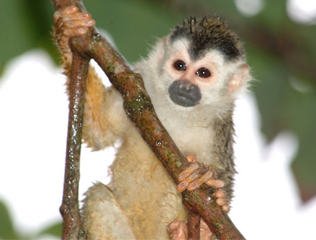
[51,1,89,239]
[51,0,245,239]
[60,52,89,240]
[187,211,201,240]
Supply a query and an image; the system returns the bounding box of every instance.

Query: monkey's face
[163,39,226,108]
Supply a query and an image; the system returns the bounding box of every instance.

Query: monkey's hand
[168,156,228,240]
[177,155,229,212]
[53,6,95,65]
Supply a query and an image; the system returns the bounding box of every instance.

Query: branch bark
[51,0,245,239]
[187,211,201,240]
[60,52,88,239]
[51,1,89,239]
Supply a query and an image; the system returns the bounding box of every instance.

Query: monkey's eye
[173,60,186,71]
[196,67,211,78]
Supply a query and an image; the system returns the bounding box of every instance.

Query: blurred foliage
[0,200,20,239]
[36,221,62,238]
[0,199,61,239]
[0,0,315,238]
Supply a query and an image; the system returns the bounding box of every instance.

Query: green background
[0,0,315,238]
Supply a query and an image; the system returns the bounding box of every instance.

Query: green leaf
[37,221,62,238]
[0,199,20,239]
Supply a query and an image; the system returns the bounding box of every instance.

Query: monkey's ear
[228,63,250,94]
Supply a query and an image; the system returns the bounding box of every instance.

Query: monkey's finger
[63,27,89,37]
[167,220,187,240]
[54,8,93,33]
[167,220,180,232]
[62,19,95,30]
[54,6,78,23]
[186,170,214,191]
[205,179,225,188]
[61,12,93,23]
[200,219,213,240]
[215,196,226,206]
[222,205,230,213]
[177,169,206,192]
[186,155,197,163]
[177,182,188,193]
[178,162,200,181]
[216,197,230,212]
[214,190,230,212]
[55,14,94,34]
[214,189,225,198]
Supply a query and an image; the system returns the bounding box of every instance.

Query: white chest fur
[159,112,215,165]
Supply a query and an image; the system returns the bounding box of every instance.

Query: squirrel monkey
[53,6,250,240]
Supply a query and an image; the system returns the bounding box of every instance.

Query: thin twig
[51,1,88,239]
[60,53,89,239]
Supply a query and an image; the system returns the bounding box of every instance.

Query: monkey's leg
[82,182,136,239]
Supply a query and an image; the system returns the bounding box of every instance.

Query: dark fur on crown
[170,16,244,61]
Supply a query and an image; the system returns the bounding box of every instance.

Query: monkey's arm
[53,6,128,150]
[169,118,235,240]
[177,117,236,202]
[211,115,236,204]
[82,72,128,150]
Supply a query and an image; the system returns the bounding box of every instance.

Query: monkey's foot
[167,219,213,240]
[167,220,187,240]
[177,155,230,212]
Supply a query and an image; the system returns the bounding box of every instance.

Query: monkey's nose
[179,80,196,92]
[168,79,201,107]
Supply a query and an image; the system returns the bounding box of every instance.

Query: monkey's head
[153,16,250,112]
